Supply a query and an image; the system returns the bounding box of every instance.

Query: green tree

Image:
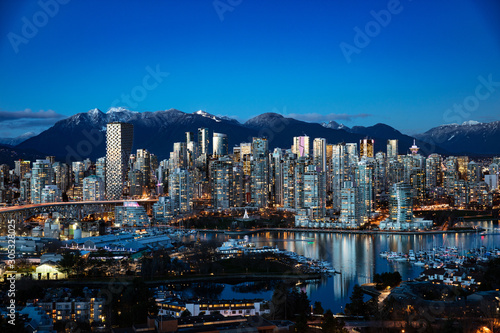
[313,301,324,315]
[344,284,366,317]
[295,313,309,333]
[321,309,348,333]
[57,252,80,277]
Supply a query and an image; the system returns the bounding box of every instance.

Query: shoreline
[194,227,483,236]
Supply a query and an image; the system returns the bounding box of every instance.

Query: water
[194,220,500,313]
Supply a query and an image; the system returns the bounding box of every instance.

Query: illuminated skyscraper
[387,139,398,159]
[106,122,134,200]
[213,133,228,157]
[211,156,234,208]
[83,175,105,201]
[313,138,327,172]
[360,138,374,159]
[198,128,209,155]
[251,154,269,208]
[388,182,413,224]
[331,143,349,210]
[31,159,52,204]
[292,136,310,158]
[169,168,192,214]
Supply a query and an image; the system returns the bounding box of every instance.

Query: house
[33,261,67,280]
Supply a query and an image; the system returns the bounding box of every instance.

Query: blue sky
[1,0,500,137]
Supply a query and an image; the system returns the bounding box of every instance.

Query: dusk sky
[1,0,500,137]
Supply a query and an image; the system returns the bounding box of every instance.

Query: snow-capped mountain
[321,121,349,130]
[415,120,500,155]
[16,108,453,162]
[0,132,36,146]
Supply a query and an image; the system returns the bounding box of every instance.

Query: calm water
[196,220,500,313]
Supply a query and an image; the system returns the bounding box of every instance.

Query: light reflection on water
[196,220,499,313]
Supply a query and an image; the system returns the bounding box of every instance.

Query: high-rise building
[313,138,327,172]
[128,169,144,197]
[346,143,359,165]
[171,142,187,169]
[425,154,442,190]
[198,128,209,155]
[303,164,326,217]
[388,182,413,224]
[135,149,151,187]
[213,133,228,157]
[292,136,310,158]
[355,160,374,225]
[331,143,349,210]
[282,152,297,209]
[467,161,481,183]
[387,139,398,159]
[169,168,192,214]
[240,142,252,176]
[106,122,134,200]
[250,154,269,208]
[83,175,105,201]
[15,160,31,179]
[31,159,52,204]
[251,137,268,156]
[360,139,374,159]
[41,185,61,203]
[72,161,85,186]
[96,157,106,181]
[457,156,469,179]
[52,162,70,193]
[211,156,234,209]
[340,181,359,228]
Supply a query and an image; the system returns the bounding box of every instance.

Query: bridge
[0,199,158,234]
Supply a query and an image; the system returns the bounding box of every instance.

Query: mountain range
[3,108,499,165]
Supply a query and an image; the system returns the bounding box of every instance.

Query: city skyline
[1,0,500,137]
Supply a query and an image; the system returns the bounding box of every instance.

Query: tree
[295,313,309,333]
[313,301,324,315]
[344,284,366,317]
[321,309,348,333]
[57,252,80,277]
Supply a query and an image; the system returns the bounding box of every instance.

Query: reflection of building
[115,202,149,227]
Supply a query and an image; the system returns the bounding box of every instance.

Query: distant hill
[16,108,451,162]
